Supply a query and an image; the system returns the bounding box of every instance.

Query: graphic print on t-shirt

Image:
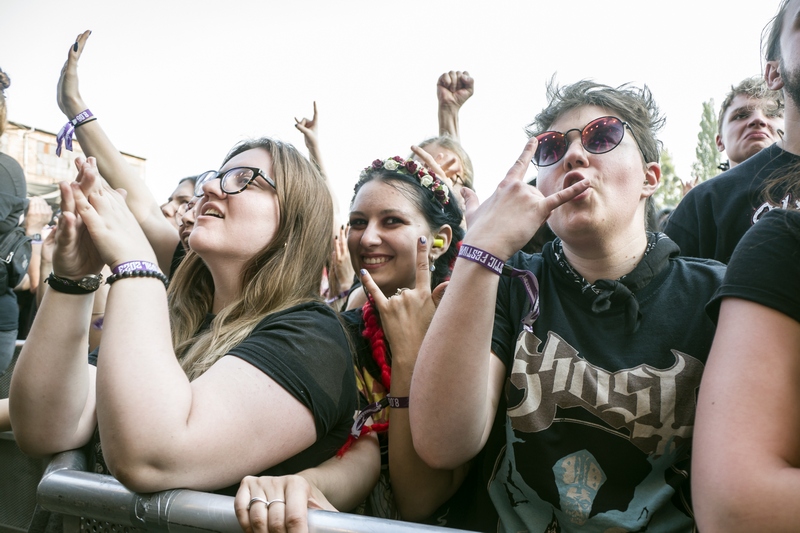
[489,329,704,532]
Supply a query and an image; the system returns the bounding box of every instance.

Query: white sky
[0,0,782,220]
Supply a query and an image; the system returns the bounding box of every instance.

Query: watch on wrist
[45,272,103,294]
[30,233,42,242]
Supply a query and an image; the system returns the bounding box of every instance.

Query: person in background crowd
[0,67,30,374]
[666,0,799,262]
[160,176,196,232]
[411,80,726,532]
[716,76,784,170]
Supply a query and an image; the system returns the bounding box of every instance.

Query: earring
[429,263,436,272]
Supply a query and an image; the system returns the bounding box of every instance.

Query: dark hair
[764,0,792,63]
[528,79,665,231]
[178,175,197,186]
[351,166,465,288]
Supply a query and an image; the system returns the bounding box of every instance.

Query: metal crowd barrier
[38,450,473,533]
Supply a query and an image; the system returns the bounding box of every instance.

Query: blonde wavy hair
[168,138,334,380]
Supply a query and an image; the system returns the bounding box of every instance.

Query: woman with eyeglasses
[410,80,726,532]
[9,31,361,497]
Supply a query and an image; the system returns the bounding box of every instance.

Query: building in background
[0,120,145,206]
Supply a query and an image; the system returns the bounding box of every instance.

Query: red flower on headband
[405,160,418,173]
[372,159,383,169]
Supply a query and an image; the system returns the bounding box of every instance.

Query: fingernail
[73,42,78,52]
[334,235,338,240]
[341,225,344,230]
[360,269,367,276]
[419,236,427,244]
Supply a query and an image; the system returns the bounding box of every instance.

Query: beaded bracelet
[106,269,168,288]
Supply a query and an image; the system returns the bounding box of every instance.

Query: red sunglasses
[533,116,641,167]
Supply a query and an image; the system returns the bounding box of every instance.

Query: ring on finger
[395,288,409,296]
[247,497,269,510]
[267,499,285,509]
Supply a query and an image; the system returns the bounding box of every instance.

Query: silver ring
[247,497,268,510]
[267,499,286,508]
[395,288,409,296]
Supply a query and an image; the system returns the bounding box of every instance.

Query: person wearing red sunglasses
[411,80,726,532]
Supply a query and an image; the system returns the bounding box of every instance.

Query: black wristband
[73,117,97,128]
[387,396,409,409]
[106,268,168,288]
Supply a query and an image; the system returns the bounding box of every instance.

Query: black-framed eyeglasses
[532,116,644,167]
[194,167,276,197]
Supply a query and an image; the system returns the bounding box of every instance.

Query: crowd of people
[0,0,799,532]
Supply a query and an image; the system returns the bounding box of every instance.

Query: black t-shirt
[0,153,28,331]
[489,235,725,532]
[89,300,357,495]
[707,209,800,324]
[341,309,497,531]
[666,143,800,263]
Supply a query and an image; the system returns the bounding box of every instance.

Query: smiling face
[535,105,659,244]
[348,179,436,297]
[717,94,783,166]
[189,148,280,264]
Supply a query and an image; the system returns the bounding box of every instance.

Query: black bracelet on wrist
[73,117,97,128]
[106,269,168,288]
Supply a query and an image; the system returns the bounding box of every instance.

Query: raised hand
[461,138,591,260]
[359,236,438,369]
[57,30,91,119]
[234,474,336,533]
[69,157,157,269]
[51,170,103,280]
[437,71,474,110]
[294,102,320,155]
[328,224,354,297]
[25,197,54,237]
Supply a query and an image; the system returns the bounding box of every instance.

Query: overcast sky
[0,0,782,219]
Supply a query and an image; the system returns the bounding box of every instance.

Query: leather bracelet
[387,396,409,409]
[45,272,103,294]
[106,269,168,288]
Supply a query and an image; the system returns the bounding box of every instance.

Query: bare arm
[9,180,103,457]
[295,103,340,221]
[58,31,179,272]
[410,139,591,468]
[437,71,474,140]
[693,298,800,532]
[0,398,11,433]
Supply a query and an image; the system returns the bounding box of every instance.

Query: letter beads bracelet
[107,260,168,288]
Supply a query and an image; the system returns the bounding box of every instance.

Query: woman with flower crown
[235,154,485,530]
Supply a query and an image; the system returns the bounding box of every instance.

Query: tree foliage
[653,148,682,209]
[691,99,722,184]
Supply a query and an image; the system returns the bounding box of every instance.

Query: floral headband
[360,156,450,207]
